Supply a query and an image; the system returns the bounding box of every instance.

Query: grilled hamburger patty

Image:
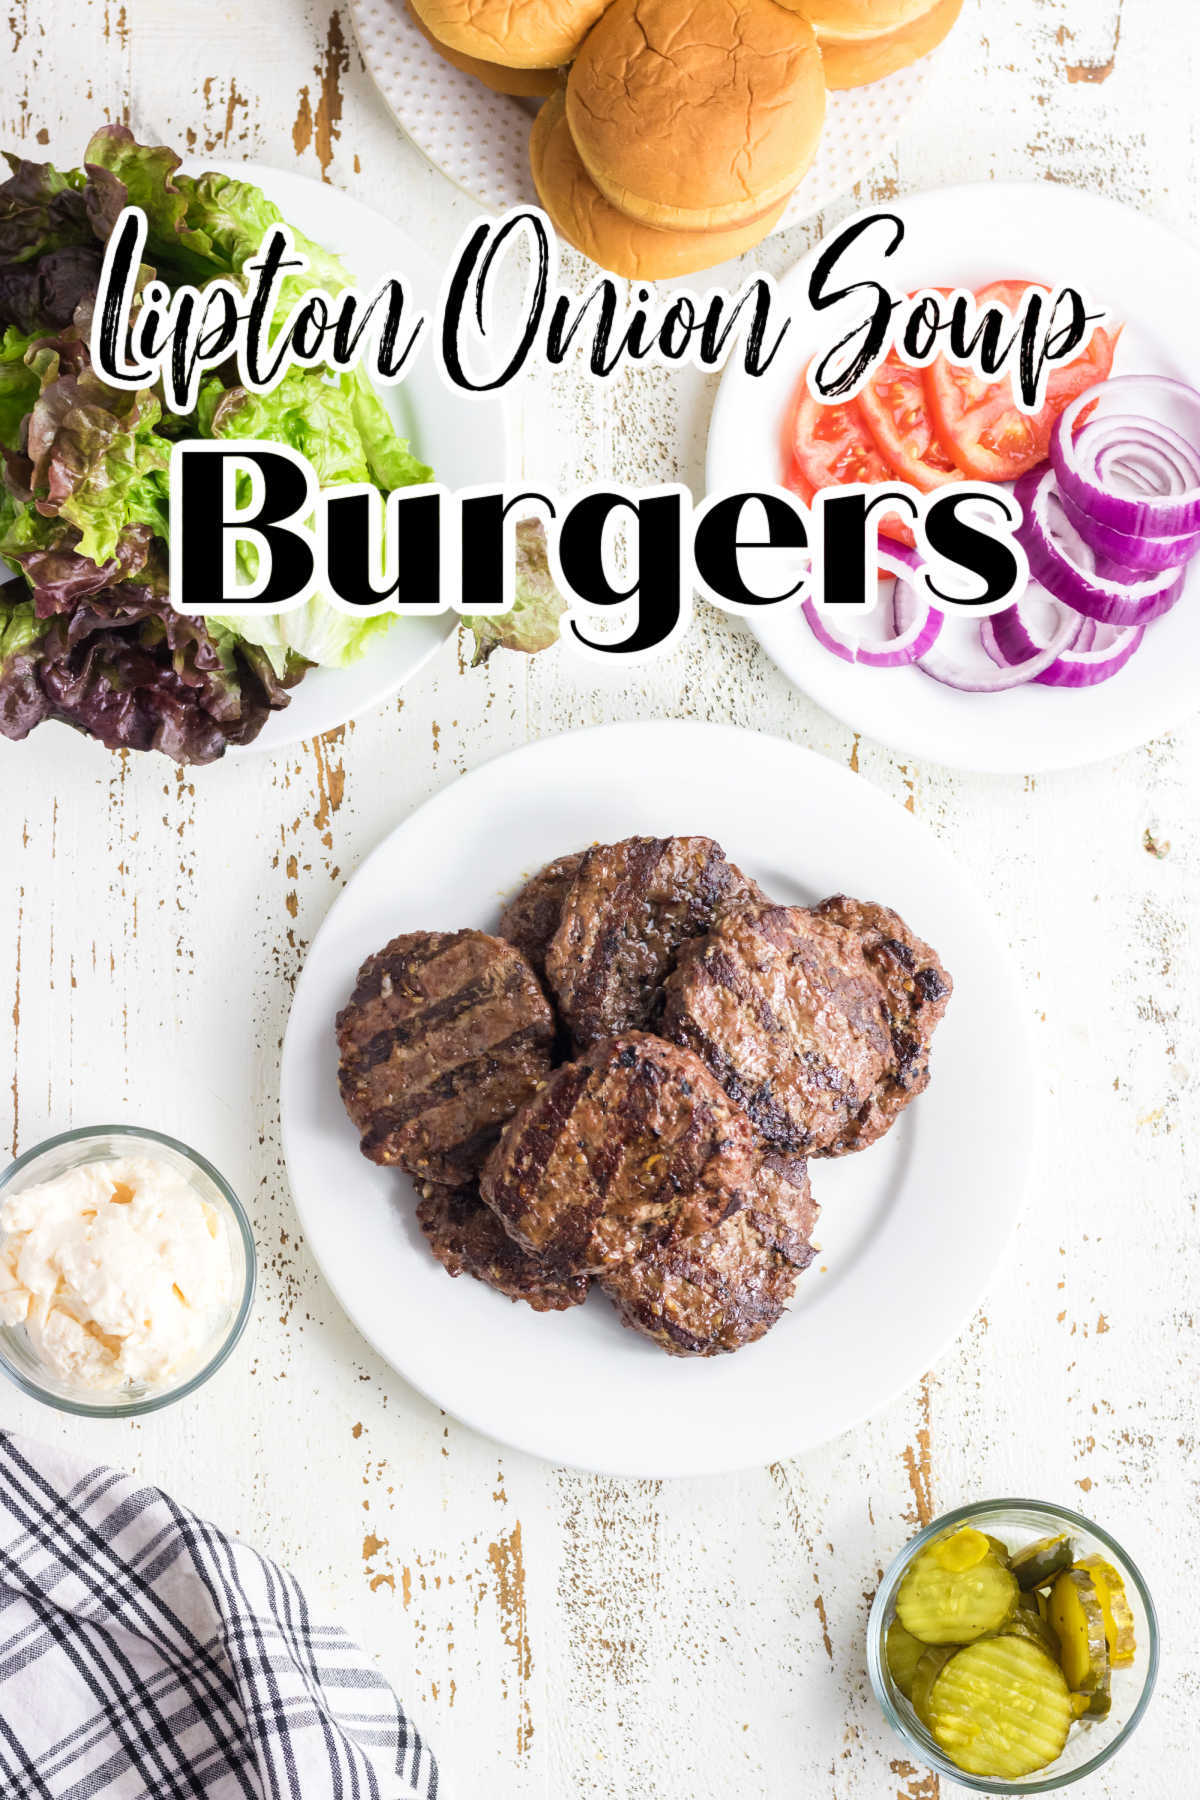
[600,1152,818,1356]
[661,901,896,1155]
[480,1031,766,1275]
[662,897,951,1157]
[498,850,586,979]
[544,835,763,1049]
[417,1182,590,1311]
[811,895,952,1154]
[336,930,555,1183]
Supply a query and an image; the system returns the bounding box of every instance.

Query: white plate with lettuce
[0,132,516,764]
[205,162,514,754]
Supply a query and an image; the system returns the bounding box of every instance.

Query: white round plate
[201,163,510,753]
[350,0,936,237]
[281,721,1032,1477]
[707,185,1200,773]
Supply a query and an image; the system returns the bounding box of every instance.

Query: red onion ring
[1052,376,1200,538]
[982,591,1144,688]
[801,546,943,668]
[1058,484,1200,573]
[1015,466,1186,626]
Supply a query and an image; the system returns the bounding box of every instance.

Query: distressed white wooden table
[2,1,1197,1795]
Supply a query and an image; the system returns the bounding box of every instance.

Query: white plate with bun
[350,0,949,256]
[280,721,1031,1477]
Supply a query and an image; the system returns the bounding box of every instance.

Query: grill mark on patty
[481,1032,758,1275]
[661,904,895,1155]
[671,938,862,1149]
[341,965,528,1073]
[572,834,667,1025]
[346,1022,549,1139]
[336,930,555,1181]
[545,836,763,1049]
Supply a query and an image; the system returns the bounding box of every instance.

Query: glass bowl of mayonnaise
[0,1125,255,1416]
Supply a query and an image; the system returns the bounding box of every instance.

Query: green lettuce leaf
[0,325,39,448]
[463,519,566,665]
[20,342,170,563]
[350,371,432,491]
[197,365,432,672]
[0,583,48,739]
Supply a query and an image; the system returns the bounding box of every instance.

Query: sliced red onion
[1034,624,1145,687]
[1058,483,1200,573]
[1015,466,1186,626]
[982,588,1145,688]
[1052,376,1200,538]
[917,597,1078,692]
[801,545,943,668]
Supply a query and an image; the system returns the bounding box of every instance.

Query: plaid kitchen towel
[0,1434,439,1800]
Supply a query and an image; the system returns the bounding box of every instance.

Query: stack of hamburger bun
[804,0,964,87]
[406,0,963,278]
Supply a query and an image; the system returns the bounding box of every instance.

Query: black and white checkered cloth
[0,1434,439,1800]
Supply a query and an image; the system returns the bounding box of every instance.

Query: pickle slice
[910,1646,956,1727]
[1074,1666,1113,1719]
[897,1537,1019,1645]
[993,1606,1060,1661]
[927,1637,1073,1780]
[1009,1533,1075,1591]
[885,1618,927,1701]
[1047,1568,1109,1694]
[934,1527,992,1573]
[1076,1555,1137,1665]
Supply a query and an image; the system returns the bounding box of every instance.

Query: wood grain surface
[1,0,1197,1794]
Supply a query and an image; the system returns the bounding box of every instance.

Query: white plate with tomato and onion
[706,184,1200,774]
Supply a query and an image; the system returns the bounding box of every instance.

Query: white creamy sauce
[0,1155,235,1392]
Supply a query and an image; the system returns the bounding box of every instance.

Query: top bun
[531,89,789,279]
[406,0,562,91]
[566,0,825,232]
[410,0,608,67]
[817,0,962,86]
[788,0,938,38]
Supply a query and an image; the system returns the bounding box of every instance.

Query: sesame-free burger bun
[410,0,606,68]
[815,0,963,84]
[406,1,561,91]
[530,91,789,279]
[791,0,942,33]
[566,0,825,233]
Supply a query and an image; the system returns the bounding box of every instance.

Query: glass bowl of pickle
[867,1499,1158,1792]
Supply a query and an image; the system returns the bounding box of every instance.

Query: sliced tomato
[857,352,964,492]
[924,279,1119,482]
[782,361,916,546]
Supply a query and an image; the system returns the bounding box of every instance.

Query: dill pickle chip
[897,1537,1019,1644]
[1047,1569,1109,1694]
[1075,1555,1137,1665]
[933,1527,992,1573]
[927,1637,1073,1780]
[990,1606,1060,1661]
[910,1646,957,1727]
[885,1618,928,1700]
[1009,1533,1075,1591]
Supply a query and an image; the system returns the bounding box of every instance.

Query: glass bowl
[867,1499,1158,1793]
[0,1124,256,1417]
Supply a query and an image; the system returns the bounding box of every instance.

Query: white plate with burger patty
[281,720,1032,1477]
[707,184,1200,773]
